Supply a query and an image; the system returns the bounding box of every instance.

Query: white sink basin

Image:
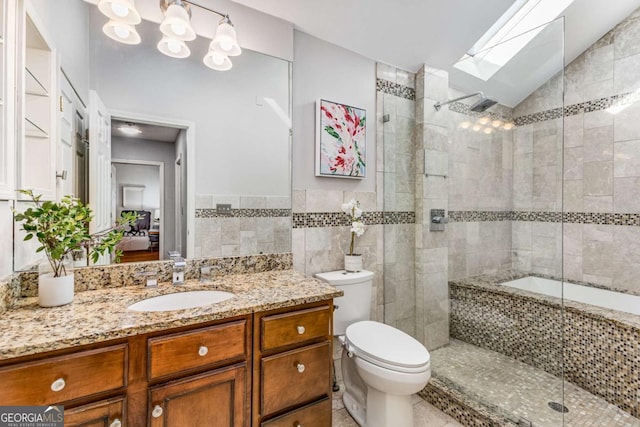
[127,290,235,312]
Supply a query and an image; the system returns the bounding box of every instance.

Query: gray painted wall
[292,30,376,192]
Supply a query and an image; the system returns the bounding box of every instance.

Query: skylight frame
[456,0,574,81]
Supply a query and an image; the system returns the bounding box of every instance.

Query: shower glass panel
[414,18,568,426]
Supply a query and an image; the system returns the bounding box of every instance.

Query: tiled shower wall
[512,6,640,295]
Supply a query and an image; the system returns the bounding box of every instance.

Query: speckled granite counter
[0,270,342,360]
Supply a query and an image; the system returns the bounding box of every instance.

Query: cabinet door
[64,396,125,427]
[149,364,247,427]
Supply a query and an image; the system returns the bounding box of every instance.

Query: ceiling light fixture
[98,0,141,24]
[203,49,232,71]
[160,0,196,41]
[211,16,241,56]
[158,36,191,58]
[97,0,241,71]
[118,122,142,136]
[502,122,515,130]
[103,20,141,45]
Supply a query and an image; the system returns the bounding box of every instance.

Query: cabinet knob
[109,419,122,427]
[50,378,66,392]
[294,423,303,427]
[152,405,163,418]
[296,325,305,335]
[198,346,209,357]
[296,363,305,373]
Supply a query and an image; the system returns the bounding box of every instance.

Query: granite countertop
[0,270,342,360]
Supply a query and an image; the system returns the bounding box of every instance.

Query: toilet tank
[315,270,374,335]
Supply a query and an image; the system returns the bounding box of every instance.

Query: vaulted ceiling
[230,0,640,106]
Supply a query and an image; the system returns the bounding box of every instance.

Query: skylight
[455,0,574,81]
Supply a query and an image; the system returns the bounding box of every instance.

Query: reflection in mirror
[13,0,292,271]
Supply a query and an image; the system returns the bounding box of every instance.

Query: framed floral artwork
[315,99,366,178]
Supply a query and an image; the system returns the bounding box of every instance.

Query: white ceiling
[230,0,640,107]
[111,119,181,142]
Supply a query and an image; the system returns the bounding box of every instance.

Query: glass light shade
[502,122,515,130]
[491,119,503,128]
[203,49,232,71]
[472,124,482,131]
[211,19,241,56]
[157,36,191,58]
[160,4,196,41]
[97,0,141,25]
[103,20,141,45]
[483,127,493,134]
[478,116,490,125]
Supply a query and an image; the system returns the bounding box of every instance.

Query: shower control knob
[296,325,305,335]
[296,363,305,373]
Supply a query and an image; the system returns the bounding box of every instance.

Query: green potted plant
[13,190,136,307]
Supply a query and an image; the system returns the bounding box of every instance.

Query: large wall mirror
[13,0,292,271]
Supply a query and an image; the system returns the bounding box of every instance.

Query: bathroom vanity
[0,270,340,426]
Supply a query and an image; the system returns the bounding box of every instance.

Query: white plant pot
[344,254,363,272]
[38,272,74,307]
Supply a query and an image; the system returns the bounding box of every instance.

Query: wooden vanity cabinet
[0,300,334,427]
[253,301,333,427]
[142,318,251,427]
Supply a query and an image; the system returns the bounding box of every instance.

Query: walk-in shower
[380,11,640,427]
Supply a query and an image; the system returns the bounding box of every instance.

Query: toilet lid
[345,321,430,371]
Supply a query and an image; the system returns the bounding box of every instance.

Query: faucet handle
[136,270,158,288]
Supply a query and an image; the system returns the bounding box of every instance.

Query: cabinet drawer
[148,320,247,380]
[261,341,331,416]
[261,305,330,351]
[261,398,331,427]
[0,344,127,405]
[64,395,126,427]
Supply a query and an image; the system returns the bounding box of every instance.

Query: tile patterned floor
[430,340,640,427]
[332,351,464,427]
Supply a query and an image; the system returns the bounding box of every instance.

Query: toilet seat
[344,321,430,374]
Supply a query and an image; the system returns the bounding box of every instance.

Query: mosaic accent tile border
[449,210,640,226]
[292,211,415,229]
[514,91,635,126]
[195,208,291,218]
[376,78,416,101]
[448,101,513,125]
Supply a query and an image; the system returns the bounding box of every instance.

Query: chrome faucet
[172,258,186,285]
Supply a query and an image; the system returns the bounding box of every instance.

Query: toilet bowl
[315,270,431,427]
[342,320,430,427]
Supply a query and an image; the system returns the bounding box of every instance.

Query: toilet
[315,270,431,427]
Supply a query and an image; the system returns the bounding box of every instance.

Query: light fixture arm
[160,0,229,20]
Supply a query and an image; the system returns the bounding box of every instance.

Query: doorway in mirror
[110,117,189,263]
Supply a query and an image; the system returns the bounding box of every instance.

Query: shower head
[469,96,498,113]
[433,91,498,112]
